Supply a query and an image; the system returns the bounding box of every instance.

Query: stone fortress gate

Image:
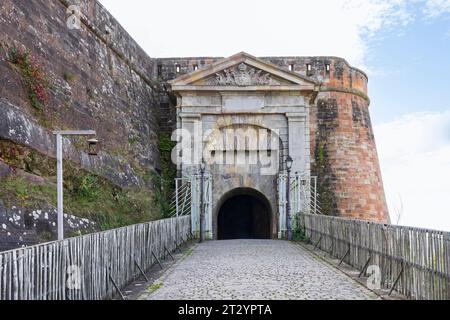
[166,52,389,240]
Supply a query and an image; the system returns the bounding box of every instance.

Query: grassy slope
[0,174,162,231]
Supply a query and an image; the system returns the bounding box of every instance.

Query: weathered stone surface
[0,159,46,184]
[0,0,160,188]
[310,93,388,222]
[0,202,97,251]
[157,57,221,133]
[138,240,377,300]
[0,160,13,178]
[0,101,144,188]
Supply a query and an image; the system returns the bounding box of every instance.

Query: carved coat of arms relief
[205,63,281,86]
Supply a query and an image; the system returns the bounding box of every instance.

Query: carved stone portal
[205,63,281,86]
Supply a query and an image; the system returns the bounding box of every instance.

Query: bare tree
[390,193,404,225]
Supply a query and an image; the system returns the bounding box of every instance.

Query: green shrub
[7,46,50,110]
[158,133,177,217]
[0,173,162,232]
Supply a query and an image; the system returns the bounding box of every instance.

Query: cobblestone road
[138,240,377,300]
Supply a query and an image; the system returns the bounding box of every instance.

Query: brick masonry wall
[157,56,389,222]
[0,0,160,188]
[311,92,389,222]
[267,57,388,222]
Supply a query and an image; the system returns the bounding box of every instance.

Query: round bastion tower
[264,57,390,223]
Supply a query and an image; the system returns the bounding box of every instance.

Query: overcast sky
[100,0,450,231]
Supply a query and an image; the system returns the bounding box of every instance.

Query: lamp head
[87,138,99,156]
[200,160,206,172]
[286,155,293,171]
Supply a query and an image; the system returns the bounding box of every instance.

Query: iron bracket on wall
[338,246,351,266]
[174,241,183,253]
[164,246,175,261]
[134,259,149,282]
[108,268,126,300]
[327,240,334,256]
[389,261,404,296]
[358,255,372,278]
[314,235,322,250]
[151,250,163,270]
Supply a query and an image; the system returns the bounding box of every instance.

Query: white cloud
[375,111,450,231]
[422,0,450,18]
[99,0,412,68]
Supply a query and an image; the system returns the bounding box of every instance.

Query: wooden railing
[298,214,450,300]
[0,216,192,300]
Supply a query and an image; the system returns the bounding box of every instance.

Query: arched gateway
[169,52,319,240]
[169,53,319,239]
[217,188,272,240]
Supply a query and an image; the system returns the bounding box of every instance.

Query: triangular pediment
[194,63,293,87]
[169,52,319,91]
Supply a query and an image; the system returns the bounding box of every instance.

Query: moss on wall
[0,139,55,176]
[312,140,336,216]
[0,175,161,231]
[157,133,177,217]
[312,98,340,216]
[0,139,162,230]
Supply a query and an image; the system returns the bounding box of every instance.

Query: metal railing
[168,178,192,217]
[291,174,322,216]
[278,173,321,237]
[299,213,450,300]
[168,174,213,239]
[0,216,192,300]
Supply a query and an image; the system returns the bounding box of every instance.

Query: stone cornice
[171,85,318,92]
[319,86,371,105]
[169,52,320,88]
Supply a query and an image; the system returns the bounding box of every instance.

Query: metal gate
[171,173,213,239]
[191,173,213,239]
[277,173,320,238]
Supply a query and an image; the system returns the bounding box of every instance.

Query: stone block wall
[312,92,388,222]
[157,55,389,223]
[265,56,388,222]
[0,0,160,188]
[0,200,97,252]
[156,57,221,133]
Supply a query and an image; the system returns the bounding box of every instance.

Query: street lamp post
[53,130,97,241]
[285,155,293,241]
[199,160,206,243]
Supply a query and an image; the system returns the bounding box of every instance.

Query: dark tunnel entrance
[217,190,271,240]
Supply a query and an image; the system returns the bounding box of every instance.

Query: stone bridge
[1,214,448,301]
[137,240,378,300]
